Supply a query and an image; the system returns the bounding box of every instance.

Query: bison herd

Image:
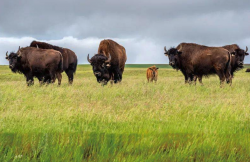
[5,39,249,87]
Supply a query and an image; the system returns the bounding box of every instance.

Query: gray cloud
[1,0,250,64]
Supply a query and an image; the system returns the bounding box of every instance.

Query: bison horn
[246,46,248,53]
[17,46,22,57]
[105,54,111,63]
[164,46,167,52]
[6,51,8,57]
[178,45,182,52]
[87,54,92,63]
[36,44,39,48]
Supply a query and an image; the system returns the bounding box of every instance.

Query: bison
[5,47,63,86]
[30,41,78,84]
[246,68,250,72]
[194,45,249,85]
[87,39,127,85]
[164,43,232,86]
[146,66,159,83]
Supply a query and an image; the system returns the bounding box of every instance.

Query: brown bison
[5,47,63,86]
[164,43,232,86]
[30,41,78,84]
[87,39,127,84]
[147,66,159,83]
[194,45,249,85]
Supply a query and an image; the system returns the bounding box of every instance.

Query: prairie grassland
[0,64,250,161]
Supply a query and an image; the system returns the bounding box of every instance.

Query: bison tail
[73,59,78,74]
[58,53,63,73]
[225,51,232,80]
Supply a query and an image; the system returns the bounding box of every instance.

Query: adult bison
[147,65,159,83]
[5,47,63,86]
[87,39,127,85]
[194,45,249,85]
[30,41,78,84]
[164,43,232,86]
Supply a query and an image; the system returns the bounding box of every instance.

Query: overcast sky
[1,0,250,65]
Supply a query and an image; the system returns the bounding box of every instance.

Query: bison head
[149,66,159,77]
[87,54,111,84]
[5,47,22,72]
[164,46,182,69]
[231,46,249,67]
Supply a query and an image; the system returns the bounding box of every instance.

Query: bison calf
[147,66,159,83]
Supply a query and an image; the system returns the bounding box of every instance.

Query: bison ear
[177,51,182,55]
[5,56,9,60]
[245,52,249,56]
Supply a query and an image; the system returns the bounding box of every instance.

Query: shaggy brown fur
[30,41,78,84]
[88,39,127,83]
[194,44,248,85]
[98,39,127,74]
[146,66,159,83]
[164,43,232,86]
[6,47,63,86]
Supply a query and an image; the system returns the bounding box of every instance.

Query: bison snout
[169,62,175,66]
[94,72,101,77]
[238,62,243,66]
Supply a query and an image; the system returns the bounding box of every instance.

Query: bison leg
[25,72,34,86]
[184,73,188,84]
[48,69,56,84]
[216,69,226,87]
[187,74,194,85]
[194,75,203,86]
[193,76,197,85]
[118,69,123,81]
[154,77,157,83]
[180,70,188,84]
[198,76,203,85]
[225,70,232,86]
[37,76,45,86]
[117,69,123,83]
[43,74,51,84]
[65,70,74,84]
[114,73,119,83]
[113,69,121,83]
[56,73,62,86]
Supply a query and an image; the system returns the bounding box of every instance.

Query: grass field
[1,64,250,161]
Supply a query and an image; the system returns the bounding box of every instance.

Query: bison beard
[88,39,127,85]
[88,54,112,85]
[30,40,78,84]
[164,43,232,87]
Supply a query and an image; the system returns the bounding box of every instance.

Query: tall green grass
[0,65,250,161]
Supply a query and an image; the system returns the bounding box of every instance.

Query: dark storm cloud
[1,0,250,64]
